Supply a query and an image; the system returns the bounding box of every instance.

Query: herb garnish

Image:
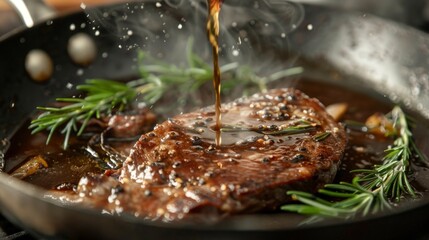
[262,123,315,135]
[281,106,427,220]
[29,39,302,149]
[220,119,317,136]
[29,79,137,149]
[313,131,331,142]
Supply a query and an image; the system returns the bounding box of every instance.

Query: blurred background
[2,0,429,37]
[0,0,129,37]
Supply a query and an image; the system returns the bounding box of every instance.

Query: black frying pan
[1,1,429,239]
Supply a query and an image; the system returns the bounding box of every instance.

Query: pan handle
[5,0,55,28]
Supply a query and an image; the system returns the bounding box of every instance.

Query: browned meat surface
[76,88,347,221]
[106,109,156,138]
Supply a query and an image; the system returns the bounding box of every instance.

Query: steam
[82,0,303,73]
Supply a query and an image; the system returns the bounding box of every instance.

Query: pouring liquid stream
[207,0,222,146]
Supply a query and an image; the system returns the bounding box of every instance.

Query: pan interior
[1,0,429,238]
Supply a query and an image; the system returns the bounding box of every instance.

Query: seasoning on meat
[76,88,347,221]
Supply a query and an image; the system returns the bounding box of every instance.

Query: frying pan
[1,1,429,239]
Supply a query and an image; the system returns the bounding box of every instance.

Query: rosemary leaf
[313,132,331,142]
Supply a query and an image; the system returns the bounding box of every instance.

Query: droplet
[281,33,286,38]
[156,2,162,7]
[412,86,420,96]
[102,52,108,58]
[80,3,86,9]
[25,49,53,82]
[94,30,100,36]
[177,24,183,29]
[77,69,84,76]
[127,30,133,36]
[68,33,97,66]
[307,24,313,30]
[70,24,76,31]
[232,49,239,56]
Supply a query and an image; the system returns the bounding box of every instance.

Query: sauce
[207,0,222,145]
[6,80,429,194]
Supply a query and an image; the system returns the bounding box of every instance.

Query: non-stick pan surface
[1,1,429,239]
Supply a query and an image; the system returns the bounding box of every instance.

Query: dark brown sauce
[207,0,222,146]
[6,79,429,195]
[4,124,133,190]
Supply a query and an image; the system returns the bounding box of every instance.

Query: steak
[76,88,347,221]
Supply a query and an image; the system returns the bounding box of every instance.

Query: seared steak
[77,88,347,221]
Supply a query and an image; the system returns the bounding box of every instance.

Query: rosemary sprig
[352,106,422,200]
[30,38,303,149]
[220,119,317,136]
[29,79,137,149]
[261,124,314,135]
[282,106,426,220]
[282,177,390,220]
